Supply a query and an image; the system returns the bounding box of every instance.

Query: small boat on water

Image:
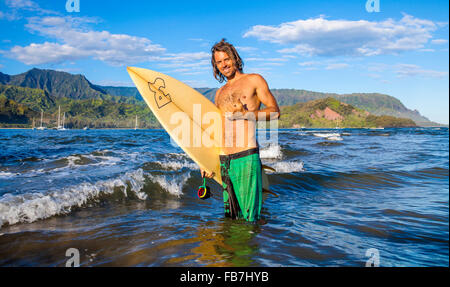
[36,110,47,130]
[56,107,69,130]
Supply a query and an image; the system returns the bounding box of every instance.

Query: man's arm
[214,87,222,108]
[252,74,280,121]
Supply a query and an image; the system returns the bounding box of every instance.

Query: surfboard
[127,67,270,190]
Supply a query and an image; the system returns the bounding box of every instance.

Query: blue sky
[0,0,448,124]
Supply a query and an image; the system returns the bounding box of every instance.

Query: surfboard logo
[148,78,172,109]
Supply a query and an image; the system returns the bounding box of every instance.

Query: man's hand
[200,169,215,179]
[224,111,258,121]
[225,111,247,121]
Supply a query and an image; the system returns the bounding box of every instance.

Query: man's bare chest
[218,84,259,111]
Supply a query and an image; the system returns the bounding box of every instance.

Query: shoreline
[0,126,447,131]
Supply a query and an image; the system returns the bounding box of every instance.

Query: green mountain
[0,72,11,84]
[1,68,107,100]
[0,94,39,127]
[0,83,160,129]
[98,86,437,126]
[0,68,439,128]
[279,97,416,128]
[0,84,54,111]
[197,88,438,126]
[100,86,141,100]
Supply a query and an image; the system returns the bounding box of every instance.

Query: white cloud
[431,39,449,45]
[154,52,210,64]
[297,60,350,70]
[395,64,448,78]
[188,38,206,42]
[235,46,258,52]
[419,48,435,52]
[0,9,19,21]
[325,63,349,70]
[183,79,210,88]
[6,14,212,71]
[7,16,166,66]
[366,62,448,79]
[153,52,211,75]
[6,0,40,9]
[367,63,390,72]
[246,57,287,62]
[95,80,134,87]
[187,38,211,48]
[367,73,382,79]
[244,13,438,57]
[3,0,57,19]
[298,61,320,67]
[9,42,89,65]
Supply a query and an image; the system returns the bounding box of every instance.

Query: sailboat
[36,110,47,130]
[134,115,138,130]
[57,106,67,130]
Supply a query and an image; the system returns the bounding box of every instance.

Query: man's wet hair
[211,39,244,83]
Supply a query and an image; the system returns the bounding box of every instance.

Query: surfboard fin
[262,165,276,172]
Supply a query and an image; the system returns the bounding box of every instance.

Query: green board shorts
[220,148,263,222]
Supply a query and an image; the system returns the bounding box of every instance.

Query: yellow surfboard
[127,67,270,190]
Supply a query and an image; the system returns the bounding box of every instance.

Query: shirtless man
[201,39,280,222]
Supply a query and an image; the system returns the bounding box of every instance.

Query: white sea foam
[154,160,198,171]
[260,144,283,159]
[327,136,343,141]
[313,133,343,141]
[87,154,122,166]
[167,153,190,160]
[0,169,148,227]
[66,155,81,168]
[0,172,17,178]
[147,173,191,197]
[47,153,122,174]
[313,133,341,138]
[266,161,305,174]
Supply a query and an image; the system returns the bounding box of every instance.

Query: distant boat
[83,126,89,130]
[56,107,68,130]
[36,110,47,130]
[135,115,138,130]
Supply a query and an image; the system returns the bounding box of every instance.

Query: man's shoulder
[214,86,224,104]
[243,73,266,85]
[215,86,224,96]
[243,73,263,79]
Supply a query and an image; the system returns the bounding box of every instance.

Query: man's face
[214,51,236,78]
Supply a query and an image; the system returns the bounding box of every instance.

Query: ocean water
[0,127,448,267]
